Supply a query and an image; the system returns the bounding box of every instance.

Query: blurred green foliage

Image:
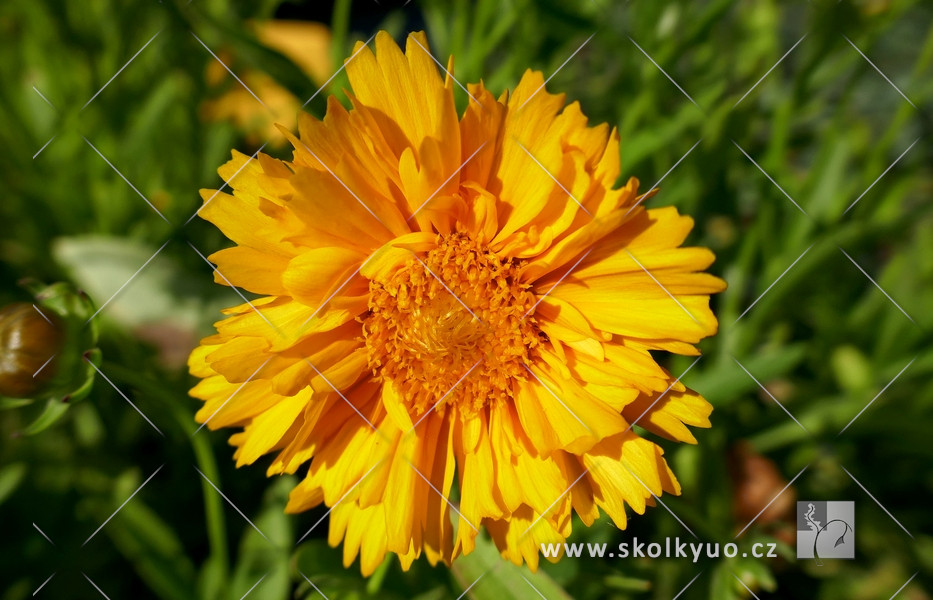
[1,0,932,599]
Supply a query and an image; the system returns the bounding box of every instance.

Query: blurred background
[1,0,932,598]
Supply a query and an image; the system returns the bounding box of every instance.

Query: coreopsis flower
[189,31,725,574]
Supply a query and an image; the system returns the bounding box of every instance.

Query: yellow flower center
[364,233,540,418]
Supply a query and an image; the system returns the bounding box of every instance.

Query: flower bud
[2,282,101,435]
[0,303,65,398]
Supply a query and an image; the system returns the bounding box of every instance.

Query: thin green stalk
[365,557,391,595]
[102,362,229,587]
[331,0,352,74]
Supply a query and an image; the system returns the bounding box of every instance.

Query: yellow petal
[281,246,368,308]
[622,386,712,444]
[345,31,461,209]
[234,387,312,466]
[208,246,290,295]
[513,368,627,456]
[458,83,506,190]
[381,381,414,431]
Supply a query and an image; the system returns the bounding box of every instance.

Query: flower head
[190,31,725,574]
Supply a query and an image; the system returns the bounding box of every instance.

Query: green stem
[365,556,392,595]
[331,0,352,77]
[102,362,229,586]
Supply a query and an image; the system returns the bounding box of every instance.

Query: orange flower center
[363,233,540,418]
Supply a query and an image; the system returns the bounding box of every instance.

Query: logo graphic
[796,501,855,564]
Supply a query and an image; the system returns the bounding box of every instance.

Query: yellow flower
[190,31,725,575]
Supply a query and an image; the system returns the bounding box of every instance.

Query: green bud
[1,282,101,434]
[0,303,64,398]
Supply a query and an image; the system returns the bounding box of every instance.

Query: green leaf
[229,476,293,600]
[20,398,71,435]
[0,462,26,506]
[293,539,388,600]
[0,397,34,410]
[451,533,572,600]
[690,344,807,406]
[710,561,740,600]
[106,470,198,600]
